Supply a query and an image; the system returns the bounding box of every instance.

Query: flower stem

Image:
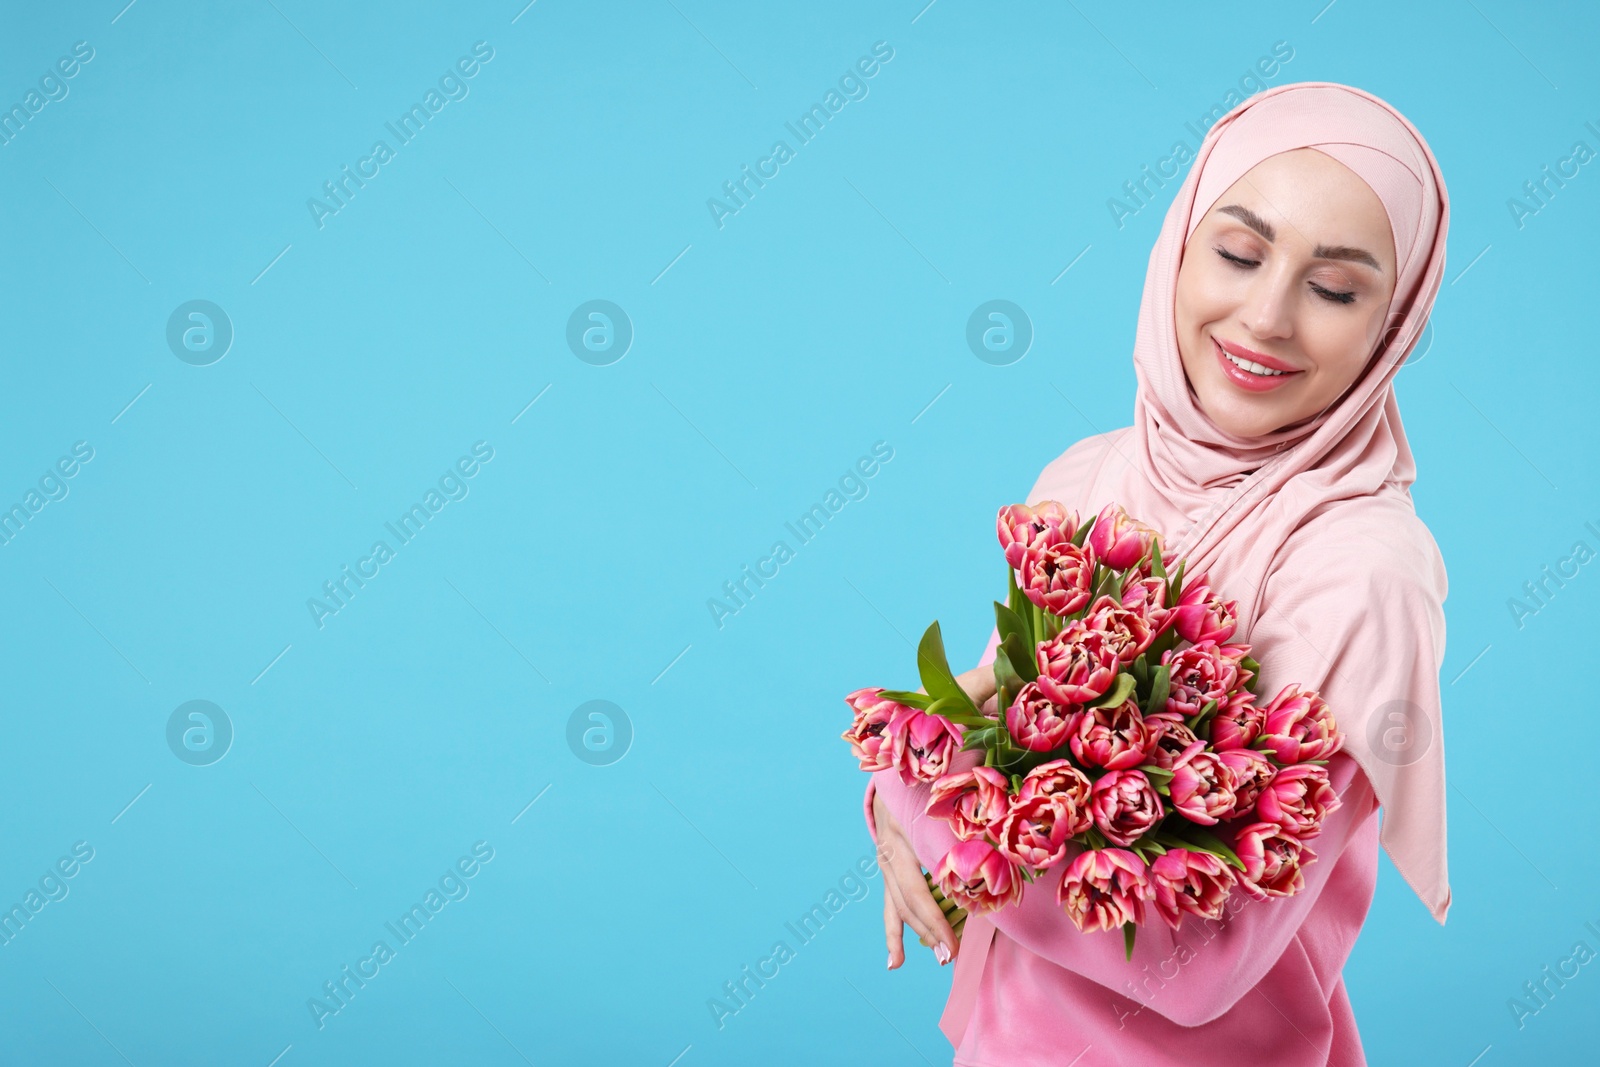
[923,869,969,941]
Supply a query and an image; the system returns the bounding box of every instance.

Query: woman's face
[1174,148,1398,439]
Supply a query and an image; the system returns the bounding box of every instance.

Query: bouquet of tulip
[845,502,1344,959]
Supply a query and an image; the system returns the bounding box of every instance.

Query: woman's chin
[1197,389,1290,439]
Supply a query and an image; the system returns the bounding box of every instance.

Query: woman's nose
[1238,272,1295,341]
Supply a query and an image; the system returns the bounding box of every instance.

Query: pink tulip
[1036,625,1120,705]
[1021,541,1095,617]
[1146,714,1201,771]
[1208,690,1266,751]
[841,688,909,772]
[1069,697,1154,770]
[1145,713,1196,764]
[1255,764,1341,838]
[886,703,966,785]
[1056,847,1150,933]
[1087,503,1158,571]
[1148,848,1235,930]
[1005,682,1079,753]
[1232,821,1314,900]
[996,795,1075,870]
[997,501,1078,570]
[1011,764,1100,844]
[1119,574,1173,635]
[1088,768,1163,846]
[1170,575,1239,644]
[926,765,1013,841]
[1216,747,1277,815]
[896,706,966,778]
[1081,596,1156,664]
[1167,743,1238,826]
[1016,759,1094,837]
[933,839,1026,914]
[1256,684,1343,763]
[1161,641,1250,719]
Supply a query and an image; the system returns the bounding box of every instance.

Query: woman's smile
[1212,335,1304,392]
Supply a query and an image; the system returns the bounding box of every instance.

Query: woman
[862,82,1451,1066]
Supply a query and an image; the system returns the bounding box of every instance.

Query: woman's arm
[867,656,998,967]
[1003,751,1373,1025]
[862,611,1382,1025]
[868,747,1376,1026]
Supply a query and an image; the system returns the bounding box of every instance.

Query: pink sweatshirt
[864,730,1381,1065]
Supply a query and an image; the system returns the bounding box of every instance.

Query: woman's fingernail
[934,942,951,965]
[887,954,893,969]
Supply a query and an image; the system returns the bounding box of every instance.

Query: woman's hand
[877,664,998,970]
[876,790,957,968]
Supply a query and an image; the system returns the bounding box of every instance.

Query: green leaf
[995,688,1015,723]
[1123,921,1137,961]
[877,689,933,709]
[1172,825,1246,872]
[1000,633,1039,682]
[1090,672,1137,709]
[1146,628,1181,663]
[1144,664,1171,718]
[1240,653,1261,695]
[1130,836,1168,861]
[994,600,1030,650]
[962,724,1010,750]
[1150,540,1167,580]
[1167,559,1187,606]
[1072,513,1096,548]
[1185,698,1219,733]
[993,742,1032,775]
[992,649,1024,712]
[917,622,981,718]
[1007,566,1033,644]
[927,697,993,729]
[1041,612,1064,641]
[1138,764,1174,785]
[1131,655,1150,688]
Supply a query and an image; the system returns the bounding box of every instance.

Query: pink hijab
[1022,82,1451,922]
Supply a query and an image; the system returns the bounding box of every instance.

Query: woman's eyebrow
[1215,203,1383,272]
[1313,243,1383,272]
[1217,203,1277,242]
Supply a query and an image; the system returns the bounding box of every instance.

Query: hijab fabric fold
[1032,81,1452,923]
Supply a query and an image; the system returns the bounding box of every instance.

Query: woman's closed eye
[1212,245,1358,305]
[1213,245,1260,269]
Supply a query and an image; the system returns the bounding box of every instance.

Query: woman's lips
[1213,337,1303,393]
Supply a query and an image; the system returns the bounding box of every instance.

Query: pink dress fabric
[857,81,1453,1066]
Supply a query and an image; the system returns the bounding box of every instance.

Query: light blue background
[0,1,1594,1064]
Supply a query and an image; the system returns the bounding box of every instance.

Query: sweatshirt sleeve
[977,748,1377,1027]
[861,626,1382,1028]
